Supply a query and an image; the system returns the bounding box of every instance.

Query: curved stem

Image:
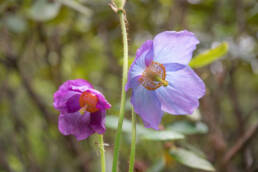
[99,135,106,172]
[129,108,136,172]
[112,11,128,172]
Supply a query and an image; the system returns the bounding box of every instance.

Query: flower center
[79,91,99,113]
[139,61,168,90]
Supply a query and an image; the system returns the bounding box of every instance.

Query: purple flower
[126,30,205,130]
[53,79,111,140]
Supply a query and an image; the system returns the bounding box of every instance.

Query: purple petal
[126,40,153,91]
[53,79,93,113]
[136,40,154,66]
[85,88,111,110]
[131,85,163,130]
[58,112,94,141]
[66,94,81,113]
[53,90,78,113]
[125,75,141,92]
[153,30,199,65]
[90,110,106,134]
[155,85,199,115]
[164,63,205,99]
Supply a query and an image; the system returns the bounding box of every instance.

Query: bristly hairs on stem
[110,0,129,171]
[109,1,129,38]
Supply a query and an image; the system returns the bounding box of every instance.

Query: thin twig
[222,123,258,165]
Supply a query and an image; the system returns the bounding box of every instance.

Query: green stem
[112,11,128,172]
[99,135,106,172]
[129,108,136,172]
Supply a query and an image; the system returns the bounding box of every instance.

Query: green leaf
[189,42,228,68]
[106,115,132,133]
[106,116,184,141]
[167,120,208,135]
[28,0,61,21]
[170,148,215,171]
[5,15,27,33]
[143,130,183,140]
[147,158,165,172]
[57,0,91,17]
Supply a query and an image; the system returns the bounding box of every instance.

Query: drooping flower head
[126,30,205,130]
[53,79,111,140]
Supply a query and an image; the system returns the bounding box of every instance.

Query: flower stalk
[99,135,106,172]
[111,3,129,172]
[129,108,136,172]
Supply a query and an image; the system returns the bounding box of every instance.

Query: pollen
[79,91,99,113]
[139,61,168,90]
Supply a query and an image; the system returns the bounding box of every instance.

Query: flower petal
[66,94,81,113]
[53,79,93,113]
[90,110,106,134]
[126,40,153,91]
[136,40,154,66]
[153,30,199,65]
[155,85,199,115]
[131,85,163,130]
[54,90,78,113]
[85,88,111,110]
[164,63,205,99]
[58,112,94,140]
[125,75,141,92]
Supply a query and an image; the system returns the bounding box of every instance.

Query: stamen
[139,61,168,90]
[79,106,87,115]
[79,91,99,113]
[162,80,168,86]
[160,79,168,87]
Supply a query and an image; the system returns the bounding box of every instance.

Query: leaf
[143,130,183,141]
[57,0,91,17]
[170,148,215,171]
[28,0,61,21]
[189,42,228,68]
[147,158,165,172]
[5,15,27,33]
[106,116,184,141]
[167,120,208,135]
[105,115,132,133]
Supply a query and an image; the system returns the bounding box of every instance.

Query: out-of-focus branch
[0,147,12,172]
[222,123,258,165]
[244,105,258,124]
[200,95,227,154]
[37,24,63,86]
[228,65,245,134]
[235,0,245,34]
[5,87,42,172]
[168,0,188,29]
[0,54,56,124]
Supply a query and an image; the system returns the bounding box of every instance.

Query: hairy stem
[99,135,106,172]
[129,108,136,172]
[112,10,129,172]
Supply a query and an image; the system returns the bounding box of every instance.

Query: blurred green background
[0,0,257,172]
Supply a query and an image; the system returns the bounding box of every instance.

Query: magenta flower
[126,30,205,130]
[53,79,111,140]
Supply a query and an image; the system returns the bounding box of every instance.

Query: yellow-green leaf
[189,42,228,68]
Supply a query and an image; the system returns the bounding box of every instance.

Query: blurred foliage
[190,42,228,68]
[170,148,215,171]
[0,0,258,172]
[106,116,184,141]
